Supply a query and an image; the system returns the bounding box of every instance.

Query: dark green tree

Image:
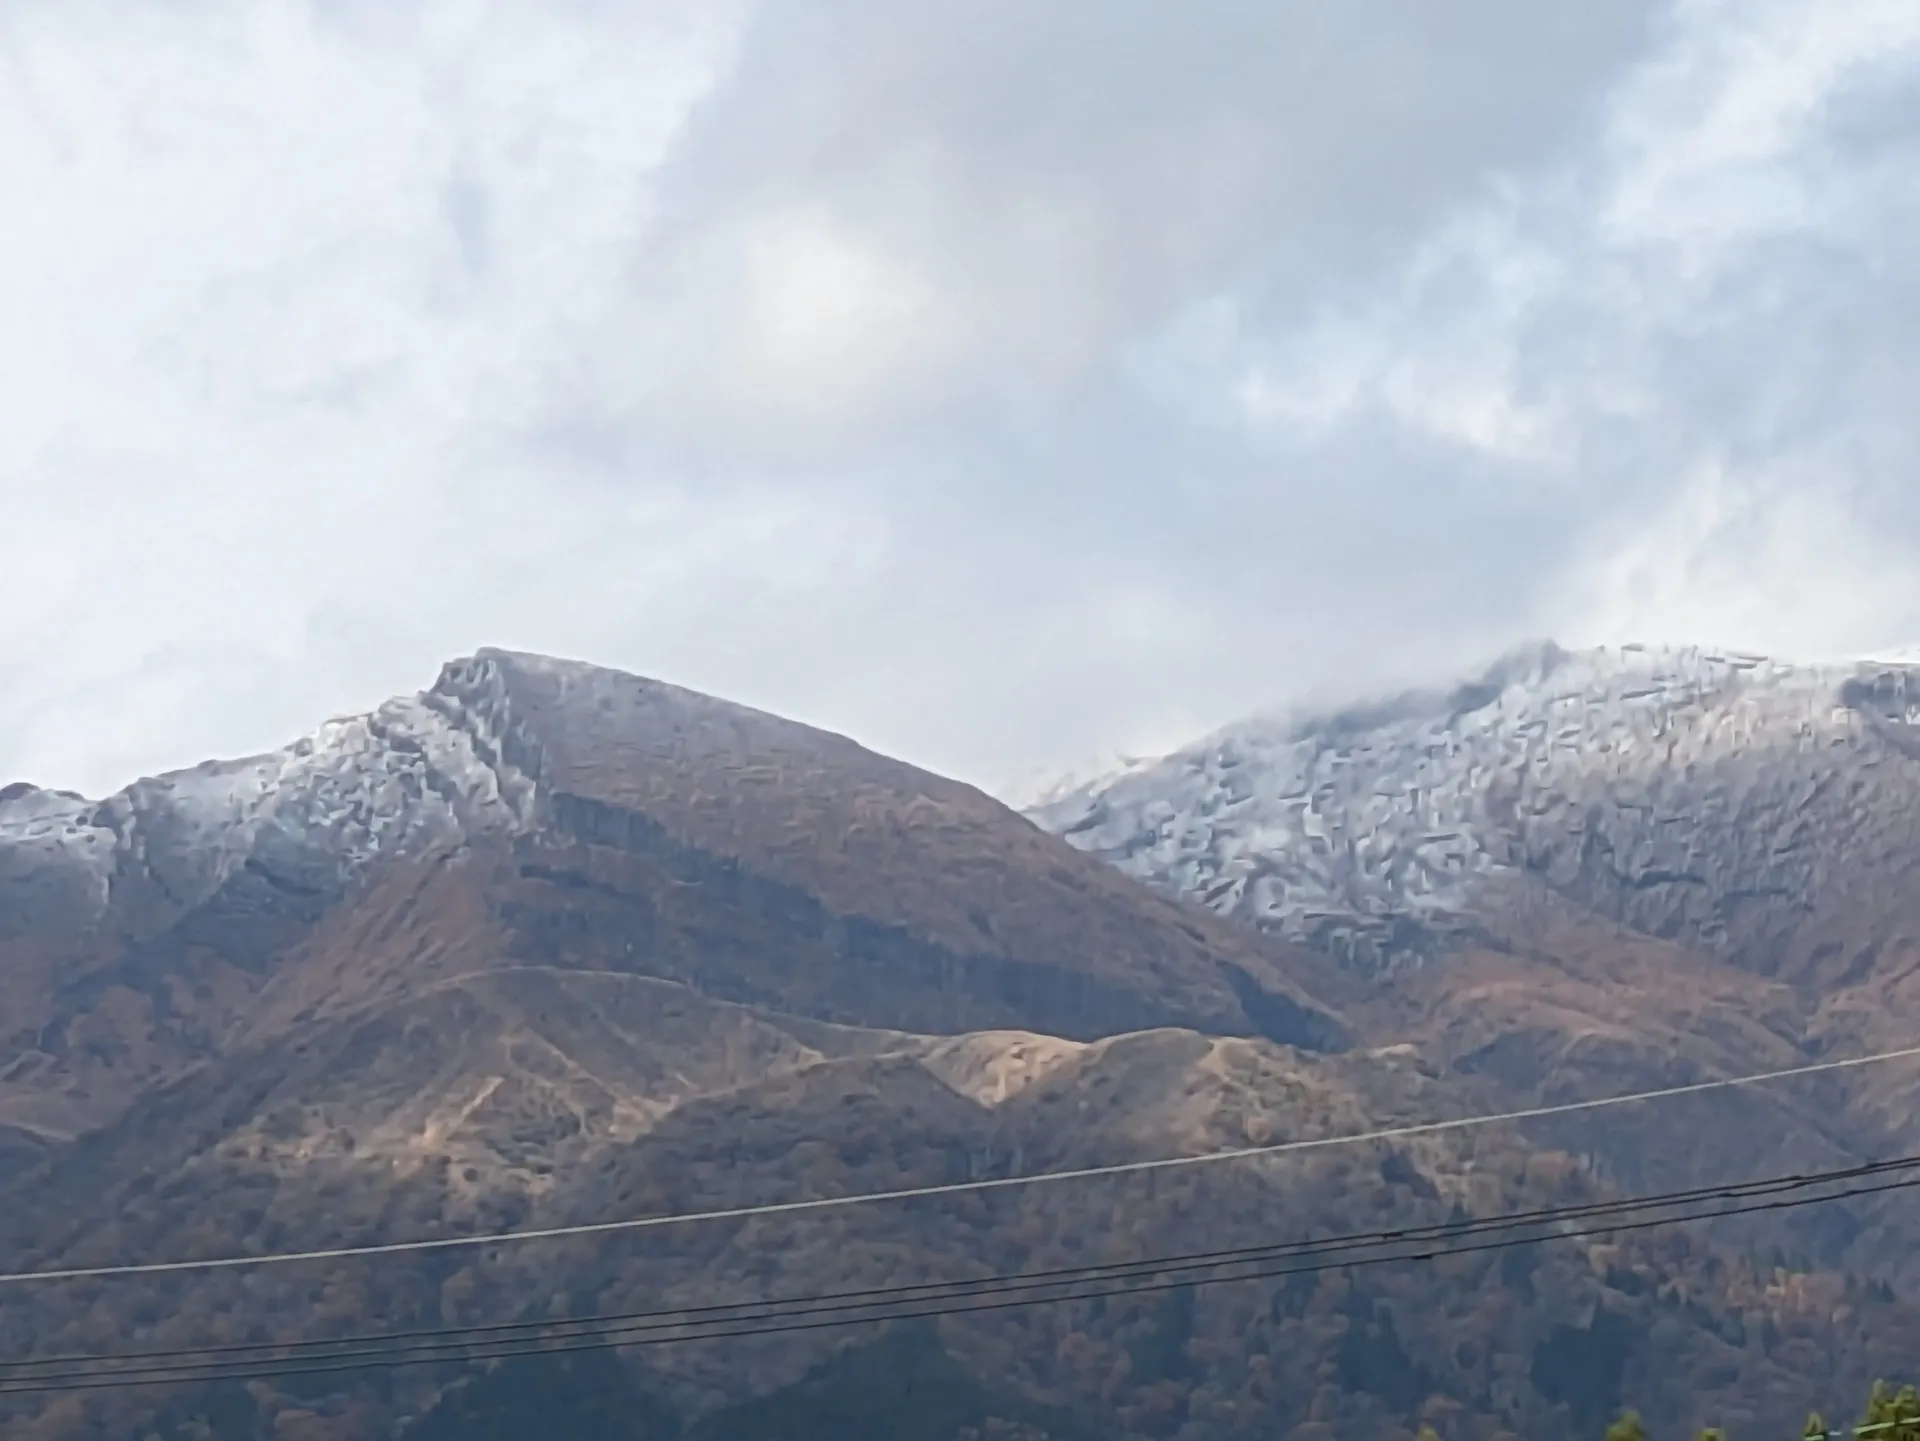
[1604,1411,1649,1441]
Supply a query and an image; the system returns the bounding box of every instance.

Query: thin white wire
[6,1040,1916,1287]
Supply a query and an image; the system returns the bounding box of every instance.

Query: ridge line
[4,1040,1916,1286]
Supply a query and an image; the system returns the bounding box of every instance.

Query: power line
[4,1160,1914,1397]
[9,1153,1913,1378]
[4,1040,1914,1288]
[10,1167,1914,1396]
[1820,1420,1920,1440]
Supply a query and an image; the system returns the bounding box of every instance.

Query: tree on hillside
[1858,1381,1920,1441]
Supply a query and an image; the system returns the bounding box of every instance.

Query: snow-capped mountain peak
[1024,641,1920,975]
[0,654,548,934]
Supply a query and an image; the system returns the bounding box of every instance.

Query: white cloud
[1209,0,1920,694]
[0,0,740,788]
[2,0,1918,798]
[1557,463,1917,659]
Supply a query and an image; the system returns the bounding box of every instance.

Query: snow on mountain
[15,638,1920,982]
[1025,640,1920,975]
[996,752,1165,814]
[0,658,541,934]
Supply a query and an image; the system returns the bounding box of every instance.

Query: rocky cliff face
[1027,641,1920,1295]
[1028,641,1920,986]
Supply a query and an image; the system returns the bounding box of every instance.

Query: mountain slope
[4,969,1917,1441]
[0,650,1345,1149]
[5,645,1920,1440]
[1026,640,1920,1289]
[1028,641,1920,985]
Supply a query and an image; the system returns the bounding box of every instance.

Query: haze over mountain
[2,647,1918,1441]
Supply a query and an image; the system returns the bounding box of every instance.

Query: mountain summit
[1028,641,1920,982]
[5,646,1920,1441]
[0,649,1344,1145]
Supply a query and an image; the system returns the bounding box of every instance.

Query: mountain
[1027,640,1920,1288]
[7,966,1919,1441]
[2,646,1918,1441]
[0,648,1345,1155]
[1027,640,1920,980]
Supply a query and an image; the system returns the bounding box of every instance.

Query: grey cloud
[4,0,1920,801]
[526,0,1668,774]
[586,0,1662,458]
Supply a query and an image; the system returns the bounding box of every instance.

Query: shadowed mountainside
[0,649,1347,1151]
[4,969,1919,1441]
[2,648,1918,1440]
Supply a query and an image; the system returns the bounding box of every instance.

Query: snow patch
[1026,642,1908,974]
[0,681,537,929]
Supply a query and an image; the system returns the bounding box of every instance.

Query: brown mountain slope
[0,650,1347,1154]
[5,648,1919,1440]
[1348,919,1900,1281]
[437,651,1353,1045]
[2,970,1916,1441]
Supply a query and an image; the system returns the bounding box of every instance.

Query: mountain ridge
[5,962,1915,1441]
[1026,639,1920,979]
[5,644,1920,1440]
[1027,638,1920,1294]
[0,648,1350,1148]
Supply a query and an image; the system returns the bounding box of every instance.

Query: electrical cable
[7,1151,1913,1378]
[2,1040,1913,1288]
[10,1167,1913,1397]
[3,1161,1912,1397]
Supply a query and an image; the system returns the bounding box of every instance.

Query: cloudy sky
[4,0,1920,799]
